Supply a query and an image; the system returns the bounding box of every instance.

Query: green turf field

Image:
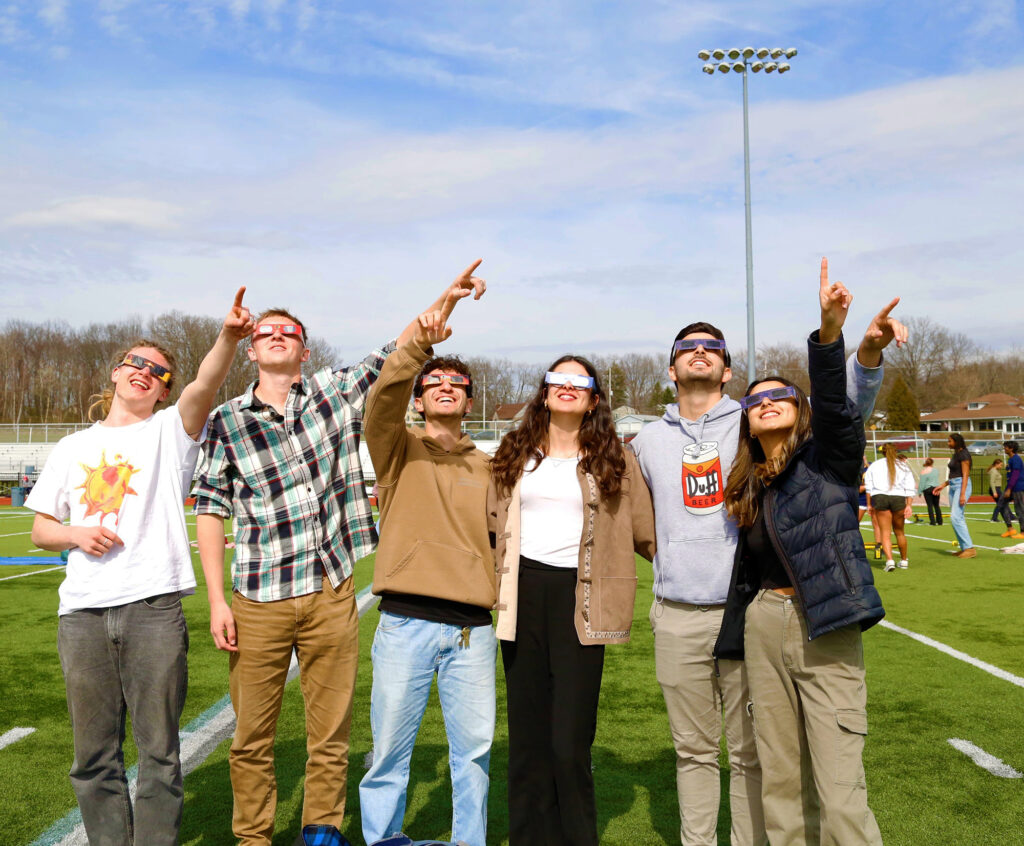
[1,504,1022,845]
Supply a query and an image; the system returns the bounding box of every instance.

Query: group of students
[28,258,908,846]
[863,434,1024,569]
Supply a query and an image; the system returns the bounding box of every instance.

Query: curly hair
[490,355,625,499]
[413,356,473,399]
[723,376,812,528]
[87,339,178,422]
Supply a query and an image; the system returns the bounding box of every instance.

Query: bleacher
[0,443,55,482]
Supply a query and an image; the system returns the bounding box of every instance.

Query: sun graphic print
[78,450,140,526]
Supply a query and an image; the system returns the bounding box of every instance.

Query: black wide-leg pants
[501,556,606,846]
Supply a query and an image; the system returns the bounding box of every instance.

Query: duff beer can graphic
[681,442,724,515]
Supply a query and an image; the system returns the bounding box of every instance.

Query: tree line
[0,313,1011,425]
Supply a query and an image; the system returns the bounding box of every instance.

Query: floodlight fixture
[694,44,798,384]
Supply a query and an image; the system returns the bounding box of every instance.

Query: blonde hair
[882,443,898,488]
[87,339,178,422]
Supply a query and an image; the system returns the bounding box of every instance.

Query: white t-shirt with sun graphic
[27,406,202,615]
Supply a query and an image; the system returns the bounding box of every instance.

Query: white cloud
[5,197,184,231]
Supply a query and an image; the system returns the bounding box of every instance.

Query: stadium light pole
[698,46,797,384]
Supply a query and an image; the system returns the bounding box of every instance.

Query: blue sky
[2,0,1023,363]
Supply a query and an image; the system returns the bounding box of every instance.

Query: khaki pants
[744,590,883,846]
[651,600,766,846]
[229,576,359,846]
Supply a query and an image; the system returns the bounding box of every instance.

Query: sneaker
[954,548,977,559]
[884,559,895,572]
[1014,532,1024,539]
[898,559,909,569]
[1001,528,1016,538]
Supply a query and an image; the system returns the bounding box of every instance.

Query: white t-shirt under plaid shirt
[193,344,394,601]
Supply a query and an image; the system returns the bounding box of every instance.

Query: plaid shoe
[302,824,352,846]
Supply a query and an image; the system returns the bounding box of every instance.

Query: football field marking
[0,566,63,582]
[0,726,36,750]
[878,620,1024,689]
[947,739,1023,778]
[31,585,380,846]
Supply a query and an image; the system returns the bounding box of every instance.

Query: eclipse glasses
[739,385,799,411]
[120,354,172,385]
[673,338,728,355]
[545,371,595,390]
[420,373,471,389]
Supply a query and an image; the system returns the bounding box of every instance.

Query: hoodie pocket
[386,541,492,606]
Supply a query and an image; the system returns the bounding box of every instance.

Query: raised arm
[811,258,907,483]
[177,287,255,438]
[395,259,487,347]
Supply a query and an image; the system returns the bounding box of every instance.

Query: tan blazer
[487,448,655,645]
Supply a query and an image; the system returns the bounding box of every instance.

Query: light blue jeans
[949,477,974,550]
[359,612,496,846]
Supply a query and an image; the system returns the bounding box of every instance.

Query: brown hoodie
[364,339,495,608]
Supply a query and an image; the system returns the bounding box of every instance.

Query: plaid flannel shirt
[193,343,394,601]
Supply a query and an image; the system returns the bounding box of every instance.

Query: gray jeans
[57,593,189,846]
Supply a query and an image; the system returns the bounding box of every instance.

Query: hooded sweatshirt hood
[630,395,741,605]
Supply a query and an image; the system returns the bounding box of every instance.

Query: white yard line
[0,566,64,582]
[0,530,31,539]
[947,739,1023,778]
[878,620,1024,689]
[32,586,380,846]
[0,726,36,750]
[860,525,1000,551]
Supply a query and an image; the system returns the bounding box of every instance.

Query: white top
[26,406,203,615]
[864,457,917,498]
[519,455,584,569]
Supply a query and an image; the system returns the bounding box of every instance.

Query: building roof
[494,402,527,421]
[920,393,1024,422]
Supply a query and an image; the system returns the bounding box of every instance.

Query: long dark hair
[949,432,966,452]
[490,355,625,498]
[724,376,812,529]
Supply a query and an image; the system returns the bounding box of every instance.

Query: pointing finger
[819,257,829,292]
[460,259,483,280]
[875,296,900,321]
[233,286,246,309]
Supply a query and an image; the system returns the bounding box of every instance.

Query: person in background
[1000,441,1024,539]
[488,355,656,846]
[27,290,254,846]
[933,433,974,558]
[988,458,1011,529]
[918,457,942,526]
[864,443,916,571]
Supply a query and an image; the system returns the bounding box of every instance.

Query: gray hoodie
[630,353,883,605]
